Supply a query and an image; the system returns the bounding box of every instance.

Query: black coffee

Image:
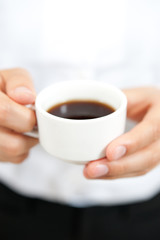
[47,100,115,120]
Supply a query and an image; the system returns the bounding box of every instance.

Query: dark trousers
[0,183,160,240]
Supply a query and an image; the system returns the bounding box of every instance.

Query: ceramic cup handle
[24,104,39,138]
[25,125,39,138]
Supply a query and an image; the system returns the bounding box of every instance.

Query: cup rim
[35,80,127,123]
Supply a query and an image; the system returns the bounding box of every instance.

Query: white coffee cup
[31,80,127,164]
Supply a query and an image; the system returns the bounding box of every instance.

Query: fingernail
[113,145,126,160]
[12,87,36,102]
[90,164,109,178]
[14,87,34,96]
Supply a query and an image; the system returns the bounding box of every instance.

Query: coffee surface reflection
[47,100,115,120]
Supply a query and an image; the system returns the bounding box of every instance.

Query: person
[0,0,160,239]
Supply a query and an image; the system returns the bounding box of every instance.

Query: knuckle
[6,138,23,157]
[0,74,5,90]
[14,158,24,164]
[136,170,149,177]
[148,155,156,169]
[24,111,36,132]
[148,149,159,168]
[108,162,127,177]
[104,176,117,180]
[145,119,160,141]
[118,163,128,175]
[12,153,29,164]
[0,102,10,124]
[12,68,33,84]
[151,123,160,140]
[119,162,128,175]
[12,68,30,77]
[146,141,159,164]
[155,124,160,139]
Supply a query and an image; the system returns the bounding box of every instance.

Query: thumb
[0,68,36,105]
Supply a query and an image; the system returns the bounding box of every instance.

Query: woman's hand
[0,68,38,163]
[84,87,160,179]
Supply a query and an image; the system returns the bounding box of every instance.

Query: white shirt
[0,0,160,206]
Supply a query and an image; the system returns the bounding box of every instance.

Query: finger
[12,152,30,164]
[0,92,36,132]
[0,152,29,164]
[106,101,160,161]
[84,140,160,179]
[98,166,156,180]
[0,127,39,159]
[106,117,160,161]
[106,89,160,162]
[123,87,159,122]
[0,68,36,105]
[143,103,160,124]
[83,167,149,180]
[0,74,5,92]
